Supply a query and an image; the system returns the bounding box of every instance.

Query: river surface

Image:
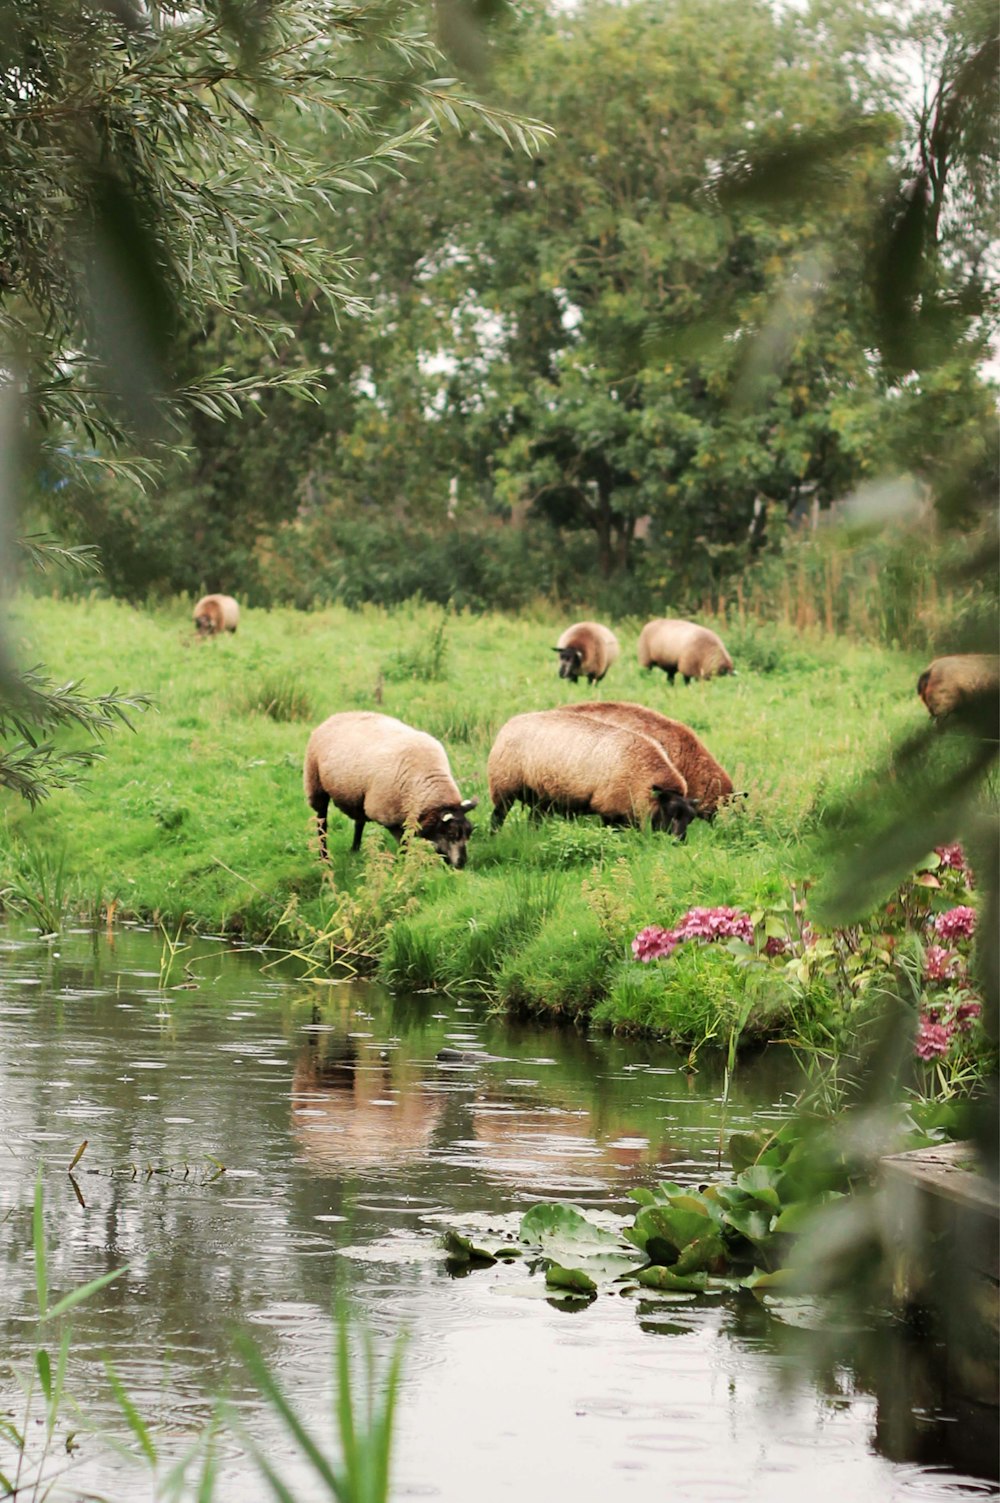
[0,926,995,1501]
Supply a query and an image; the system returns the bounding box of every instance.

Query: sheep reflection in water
[291,1036,443,1173]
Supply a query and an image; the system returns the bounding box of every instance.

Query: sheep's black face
[422,799,478,868]
[651,788,698,841]
[556,647,583,681]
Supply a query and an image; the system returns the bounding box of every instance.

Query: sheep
[561,700,735,819]
[487,708,697,839]
[637,618,734,683]
[553,621,620,684]
[917,654,1000,721]
[303,711,478,867]
[193,593,240,636]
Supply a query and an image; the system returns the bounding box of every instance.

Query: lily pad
[635,1266,709,1293]
[545,1263,598,1296]
[440,1230,498,1266]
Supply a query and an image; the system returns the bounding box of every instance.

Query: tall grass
[6,1175,405,1503]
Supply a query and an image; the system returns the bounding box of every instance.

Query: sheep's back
[488,710,684,815]
[305,712,454,824]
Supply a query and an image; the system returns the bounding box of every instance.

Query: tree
[0,0,548,786]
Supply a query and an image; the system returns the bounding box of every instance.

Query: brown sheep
[553,621,620,684]
[303,711,477,867]
[193,593,240,636]
[917,655,1000,721]
[638,618,733,683]
[487,708,697,839]
[561,700,735,819]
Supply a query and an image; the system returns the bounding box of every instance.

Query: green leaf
[735,1166,783,1210]
[544,1264,597,1295]
[44,1265,128,1323]
[635,1266,709,1293]
[33,1172,48,1319]
[672,1231,728,1275]
[519,1203,623,1253]
[728,1132,769,1172]
[106,1360,158,1465]
[721,1205,775,1247]
[441,1230,497,1266]
[36,1347,52,1403]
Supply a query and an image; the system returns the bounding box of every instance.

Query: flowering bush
[632,907,754,964]
[630,843,989,1085]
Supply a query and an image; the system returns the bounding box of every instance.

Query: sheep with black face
[193,593,239,635]
[303,711,477,867]
[553,621,620,684]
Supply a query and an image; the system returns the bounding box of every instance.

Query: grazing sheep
[554,621,620,684]
[193,593,240,636]
[562,700,735,819]
[917,654,1000,720]
[637,618,733,683]
[487,708,697,839]
[303,711,477,867]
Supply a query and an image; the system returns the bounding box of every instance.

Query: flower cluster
[933,905,976,941]
[934,843,968,873]
[632,907,754,963]
[915,998,983,1060]
[923,944,962,982]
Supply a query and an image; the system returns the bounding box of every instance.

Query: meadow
[1,593,932,1049]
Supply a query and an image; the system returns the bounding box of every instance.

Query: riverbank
[2,594,930,1045]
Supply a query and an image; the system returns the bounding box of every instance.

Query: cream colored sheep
[553,621,620,684]
[637,618,733,683]
[487,708,696,839]
[917,655,1000,720]
[562,700,735,819]
[193,594,240,635]
[303,711,477,867]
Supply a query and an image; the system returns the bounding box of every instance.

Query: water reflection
[0,926,994,1501]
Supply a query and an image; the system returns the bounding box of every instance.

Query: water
[0,926,995,1501]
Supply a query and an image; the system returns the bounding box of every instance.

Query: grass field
[1,593,929,1045]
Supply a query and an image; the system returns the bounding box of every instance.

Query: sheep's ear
[460,797,478,812]
[441,812,454,824]
[552,646,563,652]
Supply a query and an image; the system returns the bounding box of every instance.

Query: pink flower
[764,935,788,958]
[934,844,967,872]
[671,906,755,945]
[933,906,977,941]
[632,925,677,962]
[914,1017,954,1060]
[923,945,961,982]
[955,999,983,1031]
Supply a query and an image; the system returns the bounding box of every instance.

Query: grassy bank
[2,594,929,1045]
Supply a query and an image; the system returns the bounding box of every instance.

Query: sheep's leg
[351,816,366,852]
[666,667,677,685]
[491,798,511,831]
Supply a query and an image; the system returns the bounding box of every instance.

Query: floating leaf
[440,1230,497,1266]
[545,1264,597,1296]
[635,1266,709,1293]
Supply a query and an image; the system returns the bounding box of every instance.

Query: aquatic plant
[231,1300,406,1503]
[0,1174,127,1502]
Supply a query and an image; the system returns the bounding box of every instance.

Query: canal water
[0,926,995,1501]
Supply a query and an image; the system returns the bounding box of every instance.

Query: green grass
[0,593,928,1043]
